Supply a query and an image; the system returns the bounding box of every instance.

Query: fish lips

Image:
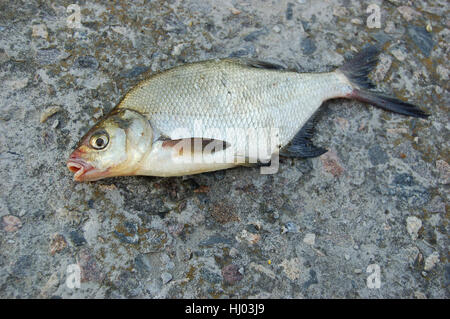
[67,151,107,182]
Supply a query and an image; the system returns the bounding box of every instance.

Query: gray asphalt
[0,0,448,298]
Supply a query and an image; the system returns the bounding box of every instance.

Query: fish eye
[90,132,109,150]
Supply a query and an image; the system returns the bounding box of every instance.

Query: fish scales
[117,59,351,148]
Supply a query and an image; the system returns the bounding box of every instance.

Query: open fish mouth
[67,155,111,181]
[67,157,95,181]
[66,148,110,182]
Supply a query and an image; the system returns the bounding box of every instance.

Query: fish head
[67,109,152,182]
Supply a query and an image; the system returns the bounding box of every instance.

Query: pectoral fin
[280,114,327,158]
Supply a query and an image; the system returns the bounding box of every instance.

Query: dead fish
[67,46,429,181]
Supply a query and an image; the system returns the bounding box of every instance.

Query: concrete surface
[0,0,448,298]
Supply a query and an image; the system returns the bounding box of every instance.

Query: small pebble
[272,25,281,33]
[436,160,450,184]
[112,26,127,35]
[238,229,261,244]
[391,48,407,61]
[52,119,59,129]
[280,258,301,280]
[32,24,48,39]
[373,54,392,82]
[344,254,350,260]
[414,291,427,299]
[172,43,186,56]
[40,272,59,297]
[2,215,22,232]
[397,6,420,22]
[320,150,344,177]
[7,78,29,90]
[351,18,363,25]
[229,247,239,258]
[424,252,439,271]
[161,272,172,284]
[385,23,406,37]
[230,7,241,15]
[40,106,61,123]
[250,262,276,280]
[333,7,349,17]
[436,65,449,81]
[303,233,316,246]
[50,234,67,255]
[222,264,243,285]
[284,222,299,233]
[386,128,408,135]
[354,268,362,274]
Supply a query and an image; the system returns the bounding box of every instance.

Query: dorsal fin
[239,58,287,70]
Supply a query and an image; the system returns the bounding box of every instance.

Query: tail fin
[339,46,429,119]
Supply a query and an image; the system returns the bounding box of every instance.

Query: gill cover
[111,108,154,169]
[67,108,152,181]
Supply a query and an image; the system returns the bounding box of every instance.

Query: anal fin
[280,114,327,158]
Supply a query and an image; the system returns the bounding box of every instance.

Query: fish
[67,46,429,182]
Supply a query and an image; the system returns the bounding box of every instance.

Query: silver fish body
[118,59,351,157]
[67,47,428,181]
